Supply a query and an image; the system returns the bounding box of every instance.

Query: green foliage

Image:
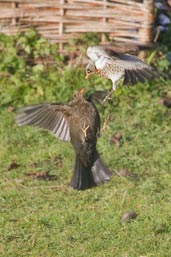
[0,28,170,108]
[0,29,66,107]
[0,30,106,108]
[150,26,171,74]
[68,32,102,52]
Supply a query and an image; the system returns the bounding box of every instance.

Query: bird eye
[73,92,77,98]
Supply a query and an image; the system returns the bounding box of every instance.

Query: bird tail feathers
[91,152,112,186]
[71,152,112,190]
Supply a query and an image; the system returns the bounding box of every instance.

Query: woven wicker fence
[0,0,154,49]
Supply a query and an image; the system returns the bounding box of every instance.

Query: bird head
[72,88,85,102]
[85,62,96,79]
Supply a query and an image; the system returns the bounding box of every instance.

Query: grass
[1,29,171,256]
[1,73,171,257]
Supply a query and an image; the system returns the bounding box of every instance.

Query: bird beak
[79,87,85,94]
[85,73,90,79]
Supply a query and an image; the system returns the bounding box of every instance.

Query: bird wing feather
[87,45,157,86]
[111,54,149,69]
[16,104,71,141]
[97,51,155,84]
[114,54,156,85]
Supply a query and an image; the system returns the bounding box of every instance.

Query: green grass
[1,29,171,256]
[1,75,171,257]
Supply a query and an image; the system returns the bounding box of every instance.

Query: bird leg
[102,82,118,104]
[102,89,115,104]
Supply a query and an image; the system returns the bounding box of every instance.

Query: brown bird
[86,45,156,101]
[15,89,112,190]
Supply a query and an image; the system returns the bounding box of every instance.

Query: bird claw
[81,124,89,142]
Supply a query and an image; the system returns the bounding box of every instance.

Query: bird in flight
[16,88,112,190]
[86,45,156,101]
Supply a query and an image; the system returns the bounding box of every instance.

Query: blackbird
[86,45,157,101]
[16,89,112,190]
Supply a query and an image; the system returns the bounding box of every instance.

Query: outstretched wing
[112,54,155,85]
[87,46,157,86]
[16,104,71,141]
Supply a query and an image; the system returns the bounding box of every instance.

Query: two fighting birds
[16,45,156,190]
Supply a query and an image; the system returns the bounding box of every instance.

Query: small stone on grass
[121,211,138,222]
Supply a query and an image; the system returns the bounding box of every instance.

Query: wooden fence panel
[0,0,154,48]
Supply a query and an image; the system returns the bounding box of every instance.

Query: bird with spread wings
[16,89,112,190]
[86,45,157,101]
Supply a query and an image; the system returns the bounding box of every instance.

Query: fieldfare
[16,89,112,190]
[86,45,156,101]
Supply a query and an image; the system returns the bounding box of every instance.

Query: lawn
[1,30,171,257]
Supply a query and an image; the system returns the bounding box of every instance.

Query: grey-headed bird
[86,45,156,101]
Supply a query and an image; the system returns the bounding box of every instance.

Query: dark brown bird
[15,89,112,190]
